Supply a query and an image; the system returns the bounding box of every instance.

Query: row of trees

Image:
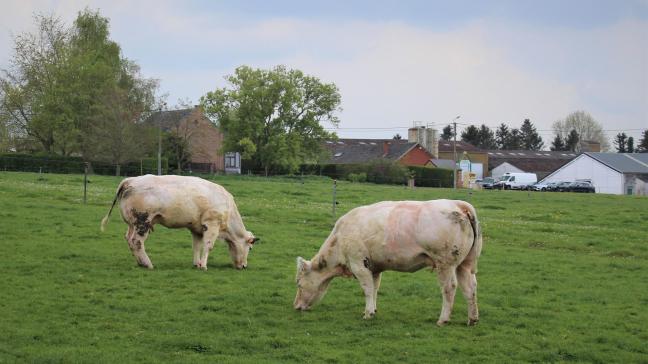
[439,111,640,153]
[614,130,648,153]
[441,119,544,150]
[0,10,160,171]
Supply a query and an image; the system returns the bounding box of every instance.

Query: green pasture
[0,172,646,363]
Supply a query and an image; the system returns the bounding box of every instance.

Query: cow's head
[294,256,333,311]
[226,231,258,269]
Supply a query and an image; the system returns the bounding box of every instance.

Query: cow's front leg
[436,267,458,326]
[197,229,218,270]
[191,232,202,268]
[350,263,377,319]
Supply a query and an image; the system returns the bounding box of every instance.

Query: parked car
[553,181,573,192]
[480,177,496,189]
[567,181,595,193]
[494,172,538,190]
[531,182,556,191]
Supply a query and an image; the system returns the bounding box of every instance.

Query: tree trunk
[115,164,121,176]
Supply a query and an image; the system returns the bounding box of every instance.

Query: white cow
[101,175,258,270]
[294,199,482,326]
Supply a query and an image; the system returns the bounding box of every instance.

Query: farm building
[437,140,487,179]
[323,139,433,166]
[541,152,648,195]
[146,107,241,173]
[487,150,579,180]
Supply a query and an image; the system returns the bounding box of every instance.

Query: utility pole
[452,115,461,189]
[157,102,166,175]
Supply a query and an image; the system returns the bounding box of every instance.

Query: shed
[540,152,648,195]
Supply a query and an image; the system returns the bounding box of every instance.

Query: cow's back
[120,175,232,228]
[334,200,477,272]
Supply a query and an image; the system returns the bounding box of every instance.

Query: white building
[541,153,648,195]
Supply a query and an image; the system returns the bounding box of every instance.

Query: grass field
[0,171,646,363]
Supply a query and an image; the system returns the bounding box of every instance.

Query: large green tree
[201,65,341,175]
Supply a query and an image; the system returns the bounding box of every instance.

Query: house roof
[429,159,456,169]
[487,150,579,180]
[438,141,483,153]
[585,153,648,174]
[323,138,421,164]
[145,108,196,131]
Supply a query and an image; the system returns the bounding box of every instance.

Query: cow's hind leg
[436,267,458,326]
[457,264,479,326]
[125,224,154,269]
[350,263,377,319]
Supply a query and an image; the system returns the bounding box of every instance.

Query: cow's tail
[100,179,129,232]
[464,206,483,274]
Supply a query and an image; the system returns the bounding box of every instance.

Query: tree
[614,132,628,153]
[0,9,158,160]
[627,137,634,153]
[520,119,544,150]
[638,130,648,152]
[565,129,580,152]
[440,124,454,141]
[201,65,341,175]
[552,110,610,151]
[392,133,402,140]
[550,134,566,151]
[506,128,523,150]
[460,125,480,147]
[477,124,497,149]
[0,14,71,153]
[495,123,510,150]
[88,87,155,175]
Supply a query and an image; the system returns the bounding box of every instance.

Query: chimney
[383,141,390,156]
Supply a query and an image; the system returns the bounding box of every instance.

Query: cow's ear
[297,257,311,272]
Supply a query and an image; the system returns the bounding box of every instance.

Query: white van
[495,172,537,190]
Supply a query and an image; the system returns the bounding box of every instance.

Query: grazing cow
[294,199,482,326]
[100,175,258,270]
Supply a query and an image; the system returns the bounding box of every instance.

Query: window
[334,152,343,157]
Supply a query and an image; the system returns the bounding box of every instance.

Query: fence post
[332,179,337,224]
[83,162,88,204]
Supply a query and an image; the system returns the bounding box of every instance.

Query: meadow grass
[0,171,646,363]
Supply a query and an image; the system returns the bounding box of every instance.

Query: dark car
[480,177,496,189]
[553,181,573,192]
[567,181,595,193]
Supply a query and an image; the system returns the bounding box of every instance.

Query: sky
[1,0,647,145]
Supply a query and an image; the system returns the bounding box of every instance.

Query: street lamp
[452,115,461,189]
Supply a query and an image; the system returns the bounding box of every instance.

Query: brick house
[147,107,240,173]
[324,139,433,166]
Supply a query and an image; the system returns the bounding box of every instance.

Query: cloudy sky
[1,0,646,144]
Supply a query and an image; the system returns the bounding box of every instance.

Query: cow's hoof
[436,320,449,327]
[363,311,376,319]
[468,318,479,326]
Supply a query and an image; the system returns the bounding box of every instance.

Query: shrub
[347,172,367,183]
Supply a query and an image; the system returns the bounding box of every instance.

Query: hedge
[407,165,453,188]
[0,153,168,176]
